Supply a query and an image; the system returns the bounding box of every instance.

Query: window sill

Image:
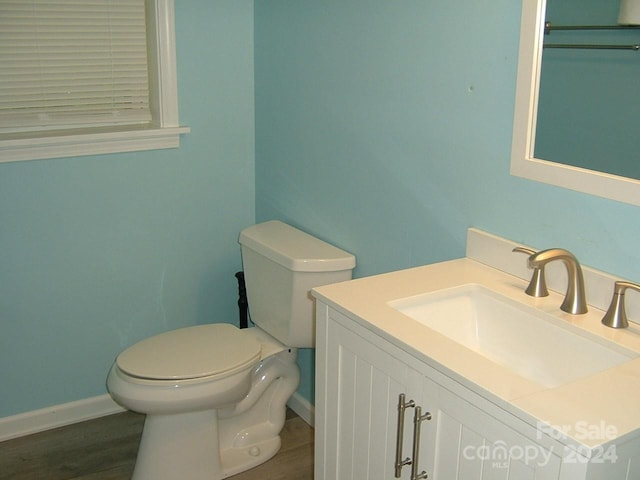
[0,125,191,164]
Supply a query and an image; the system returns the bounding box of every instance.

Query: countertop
[312,257,640,452]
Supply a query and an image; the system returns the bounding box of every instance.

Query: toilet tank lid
[239,221,356,272]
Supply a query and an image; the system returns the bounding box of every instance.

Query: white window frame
[0,0,189,164]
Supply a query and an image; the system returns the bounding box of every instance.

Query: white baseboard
[0,394,125,442]
[0,391,313,442]
[287,391,314,427]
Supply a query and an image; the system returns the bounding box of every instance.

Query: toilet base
[132,410,282,480]
[132,410,221,480]
[220,435,281,478]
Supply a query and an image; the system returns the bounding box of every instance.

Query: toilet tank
[239,221,356,348]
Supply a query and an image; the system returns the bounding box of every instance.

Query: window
[0,0,189,163]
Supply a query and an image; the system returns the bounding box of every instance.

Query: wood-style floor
[0,409,314,480]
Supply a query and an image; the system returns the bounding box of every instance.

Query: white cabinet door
[316,306,418,479]
[425,383,563,479]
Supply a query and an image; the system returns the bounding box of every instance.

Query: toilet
[107,220,355,480]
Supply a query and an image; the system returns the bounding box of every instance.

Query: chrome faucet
[602,281,640,329]
[526,248,588,315]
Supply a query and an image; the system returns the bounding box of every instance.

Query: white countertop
[312,257,640,451]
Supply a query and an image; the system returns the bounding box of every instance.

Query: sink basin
[388,284,636,388]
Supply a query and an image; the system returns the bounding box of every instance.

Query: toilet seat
[116,324,261,381]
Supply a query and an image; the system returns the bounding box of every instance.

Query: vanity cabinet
[315,303,610,480]
[314,233,640,480]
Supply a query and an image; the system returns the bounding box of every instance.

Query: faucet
[601,281,640,329]
[526,248,588,315]
[512,247,549,297]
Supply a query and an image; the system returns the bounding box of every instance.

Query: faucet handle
[512,247,549,297]
[602,281,640,329]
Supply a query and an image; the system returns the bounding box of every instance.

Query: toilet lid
[116,324,261,380]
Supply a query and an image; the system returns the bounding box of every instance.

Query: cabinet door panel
[430,385,561,480]
[456,423,485,479]
[323,317,415,479]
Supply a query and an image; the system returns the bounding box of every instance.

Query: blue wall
[254,0,640,402]
[0,1,255,418]
[3,0,640,419]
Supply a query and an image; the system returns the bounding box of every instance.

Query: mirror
[511,0,640,206]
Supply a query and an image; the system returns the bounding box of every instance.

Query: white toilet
[107,220,355,480]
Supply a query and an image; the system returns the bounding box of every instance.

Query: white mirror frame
[511,0,640,207]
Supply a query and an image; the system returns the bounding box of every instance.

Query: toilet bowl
[108,324,262,415]
[108,324,298,479]
[107,221,355,480]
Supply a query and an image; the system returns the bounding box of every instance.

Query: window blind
[0,0,151,132]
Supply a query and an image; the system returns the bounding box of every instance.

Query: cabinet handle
[410,406,432,480]
[394,393,415,478]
